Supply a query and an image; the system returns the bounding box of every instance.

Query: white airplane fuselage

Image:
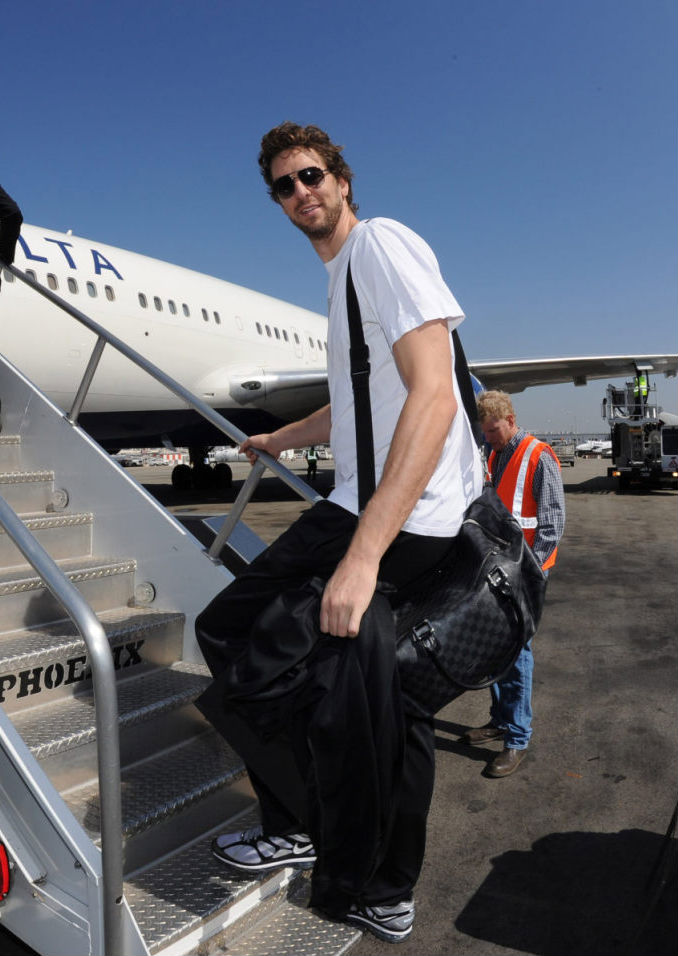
[0,224,330,449]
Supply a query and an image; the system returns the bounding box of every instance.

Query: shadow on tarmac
[455,825,677,956]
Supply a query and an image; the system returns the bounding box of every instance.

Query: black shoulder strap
[346,261,376,511]
[345,260,482,512]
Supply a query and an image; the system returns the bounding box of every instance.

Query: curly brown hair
[258,121,358,213]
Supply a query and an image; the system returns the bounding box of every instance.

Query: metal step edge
[0,436,21,444]
[0,470,53,485]
[65,729,246,842]
[0,607,185,672]
[0,555,136,595]
[13,661,210,758]
[0,511,94,534]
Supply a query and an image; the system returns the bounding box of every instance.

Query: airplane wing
[469,354,678,393]
[232,354,678,401]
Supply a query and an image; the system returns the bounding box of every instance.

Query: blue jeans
[490,640,533,750]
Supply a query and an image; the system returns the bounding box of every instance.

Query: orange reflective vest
[488,434,561,571]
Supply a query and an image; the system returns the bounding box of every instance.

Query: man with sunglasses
[195,122,482,943]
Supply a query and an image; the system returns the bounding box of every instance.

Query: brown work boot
[462,722,505,745]
[486,747,526,777]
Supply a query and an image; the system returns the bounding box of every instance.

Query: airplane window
[256,322,263,335]
[87,282,97,298]
[309,338,315,348]
[317,339,322,350]
[26,269,37,282]
[265,325,272,337]
[294,333,300,344]
[67,276,77,293]
[202,308,209,322]
[214,312,221,325]
[154,296,163,311]
[282,330,289,342]
[139,293,148,308]
[47,274,58,290]
[2,269,13,283]
[168,300,177,315]
[182,304,190,317]
[105,286,115,301]
[274,328,280,339]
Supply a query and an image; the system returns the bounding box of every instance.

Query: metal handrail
[3,261,323,508]
[0,259,326,955]
[0,495,124,955]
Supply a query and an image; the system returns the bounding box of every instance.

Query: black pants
[196,500,453,911]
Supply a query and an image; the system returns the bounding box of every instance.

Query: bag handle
[345,260,482,511]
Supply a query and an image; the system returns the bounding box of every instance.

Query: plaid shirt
[491,428,566,567]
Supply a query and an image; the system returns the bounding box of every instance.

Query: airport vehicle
[2,224,677,491]
[549,438,576,467]
[602,377,678,490]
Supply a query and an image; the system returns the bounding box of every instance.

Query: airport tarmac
[1,458,675,955]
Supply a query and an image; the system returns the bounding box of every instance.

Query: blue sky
[3,0,676,432]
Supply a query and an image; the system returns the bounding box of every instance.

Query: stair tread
[0,606,184,670]
[65,728,246,840]
[0,554,136,591]
[13,660,209,757]
[0,511,94,530]
[222,884,359,956]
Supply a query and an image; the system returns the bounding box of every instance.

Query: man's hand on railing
[240,432,286,465]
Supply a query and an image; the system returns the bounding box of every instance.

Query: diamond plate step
[0,470,54,512]
[125,826,359,956]
[64,728,255,873]
[0,554,136,633]
[0,436,22,471]
[219,879,360,956]
[0,606,185,713]
[0,511,93,569]
[13,659,211,789]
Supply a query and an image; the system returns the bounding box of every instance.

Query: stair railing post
[68,334,107,424]
[208,458,266,559]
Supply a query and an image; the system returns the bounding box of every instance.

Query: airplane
[1,222,676,488]
[576,439,613,457]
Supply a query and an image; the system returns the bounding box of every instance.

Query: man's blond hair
[477,390,515,423]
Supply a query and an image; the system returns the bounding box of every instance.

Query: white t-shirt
[325,218,483,536]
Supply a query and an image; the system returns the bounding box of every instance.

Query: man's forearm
[253,404,331,456]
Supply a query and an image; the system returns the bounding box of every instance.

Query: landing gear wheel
[171,463,193,490]
[213,463,233,487]
[192,463,215,490]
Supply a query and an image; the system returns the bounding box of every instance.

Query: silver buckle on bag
[487,566,512,596]
[411,620,440,653]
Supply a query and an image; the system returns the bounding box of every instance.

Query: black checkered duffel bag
[392,484,547,716]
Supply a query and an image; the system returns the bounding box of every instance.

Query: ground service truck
[602,378,678,491]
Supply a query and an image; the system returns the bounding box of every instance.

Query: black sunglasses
[272,166,329,200]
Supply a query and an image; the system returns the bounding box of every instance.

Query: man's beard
[291,194,343,240]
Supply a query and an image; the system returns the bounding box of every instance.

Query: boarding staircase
[0,266,360,955]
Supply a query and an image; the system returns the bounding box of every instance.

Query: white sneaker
[211,825,316,871]
[346,898,415,943]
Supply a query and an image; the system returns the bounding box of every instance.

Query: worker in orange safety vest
[462,389,565,777]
